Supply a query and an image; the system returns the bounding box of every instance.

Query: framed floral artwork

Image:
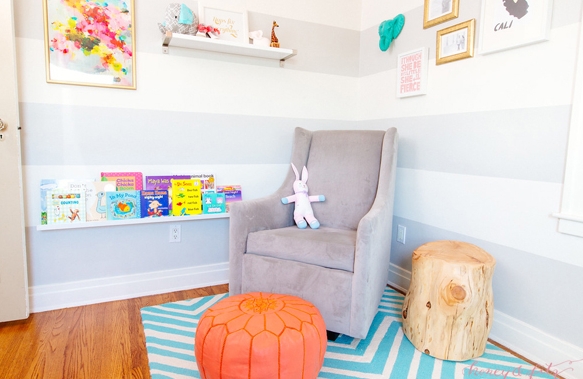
[42,0,136,89]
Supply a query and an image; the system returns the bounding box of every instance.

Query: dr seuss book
[46,189,87,224]
[171,179,202,216]
[140,190,169,217]
[106,190,141,220]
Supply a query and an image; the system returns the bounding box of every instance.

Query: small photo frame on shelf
[424,0,459,29]
[479,0,553,54]
[197,1,248,44]
[436,19,475,65]
[42,0,136,90]
[397,47,429,98]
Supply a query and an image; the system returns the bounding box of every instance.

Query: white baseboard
[29,262,229,313]
[387,263,583,379]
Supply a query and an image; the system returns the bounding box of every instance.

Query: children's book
[217,185,242,212]
[145,175,190,213]
[66,180,116,222]
[171,179,202,216]
[189,173,215,192]
[40,179,71,225]
[46,189,87,224]
[140,190,169,217]
[101,172,143,190]
[40,179,93,224]
[106,190,141,220]
[203,192,226,214]
[145,175,190,190]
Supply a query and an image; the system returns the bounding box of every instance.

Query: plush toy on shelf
[158,3,198,36]
[281,163,325,229]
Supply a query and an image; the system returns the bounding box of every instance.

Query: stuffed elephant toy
[158,3,198,35]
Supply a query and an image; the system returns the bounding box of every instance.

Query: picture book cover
[203,192,226,214]
[217,185,242,212]
[189,173,215,192]
[140,190,169,218]
[46,189,87,224]
[66,180,116,222]
[145,175,190,213]
[145,175,190,190]
[105,190,141,220]
[40,179,71,225]
[40,179,93,224]
[171,179,202,216]
[101,172,143,190]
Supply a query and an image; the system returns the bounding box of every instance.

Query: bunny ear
[301,166,309,183]
[291,163,299,180]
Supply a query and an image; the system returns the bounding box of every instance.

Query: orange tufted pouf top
[195,292,327,379]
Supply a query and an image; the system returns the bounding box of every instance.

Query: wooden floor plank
[0,284,229,379]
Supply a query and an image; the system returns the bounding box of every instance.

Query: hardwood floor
[0,284,229,379]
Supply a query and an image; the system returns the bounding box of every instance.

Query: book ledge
[36,213,229,231]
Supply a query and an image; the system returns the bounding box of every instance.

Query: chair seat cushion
[246,226,356,272]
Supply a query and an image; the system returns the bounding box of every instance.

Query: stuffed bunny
[158,3,198,36]
[281,163,325,229]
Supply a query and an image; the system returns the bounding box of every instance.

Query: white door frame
[0,0,30,322]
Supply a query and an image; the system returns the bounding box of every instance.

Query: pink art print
[44,0,136,89]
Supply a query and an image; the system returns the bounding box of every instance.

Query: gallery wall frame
[424,0,460,29]
[436,19,475,65]
[479,0,554,54]
[42,0,136,90]
[198,1,249,44]
[397,47,429,98]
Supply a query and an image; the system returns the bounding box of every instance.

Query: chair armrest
[350,128,398,338]
[229,192,294,294]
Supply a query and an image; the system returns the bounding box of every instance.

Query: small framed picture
[397,47,429,98]
[42,0,136,89]
[479,0,553,54]
[198,2,248,44]
[436,19,475,65]
[424,0,460,29]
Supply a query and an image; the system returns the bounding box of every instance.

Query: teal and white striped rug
[140,288,557,379]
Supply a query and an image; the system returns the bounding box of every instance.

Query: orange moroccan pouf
[195,292,327,379]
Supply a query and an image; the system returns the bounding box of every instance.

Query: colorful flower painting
[43,0,136,89]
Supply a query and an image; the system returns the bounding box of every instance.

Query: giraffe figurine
[270,21,280,48]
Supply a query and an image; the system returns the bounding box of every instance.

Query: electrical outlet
[170,225,181,243]
[397,225,406,244]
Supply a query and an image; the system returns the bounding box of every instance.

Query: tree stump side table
[401,240,496,361]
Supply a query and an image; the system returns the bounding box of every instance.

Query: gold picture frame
[42,0,136,90]
[436,19,475,65]
[424,0,459,29]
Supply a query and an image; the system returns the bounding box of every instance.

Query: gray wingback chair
[229,127,398,339]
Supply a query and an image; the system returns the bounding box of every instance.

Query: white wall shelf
[162,31,297,66]
[36,213,229,231]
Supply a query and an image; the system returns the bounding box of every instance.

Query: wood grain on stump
[401,240,496,361]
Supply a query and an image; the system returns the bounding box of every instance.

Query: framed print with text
[397,47,429,98]
[198,2,248,44]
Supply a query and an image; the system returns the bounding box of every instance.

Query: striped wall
[13,0,583,375]
[360,0,583,375]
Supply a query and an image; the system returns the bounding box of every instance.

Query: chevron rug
[140,288,557,379]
